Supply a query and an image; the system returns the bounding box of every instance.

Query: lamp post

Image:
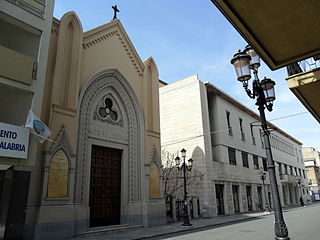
[259,170,271,213]
[175,148,193,226]
[297,178,304,206]
[231,46,290,240]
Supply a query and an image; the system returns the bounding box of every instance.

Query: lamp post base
[181,214,192,227]
[300,197,304,206]
[275,220,290,240]
[181,223,192,227]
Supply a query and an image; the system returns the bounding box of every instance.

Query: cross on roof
[112,5,119,20]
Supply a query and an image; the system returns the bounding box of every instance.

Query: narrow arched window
[47,150,69,197]
[149,163,160,197]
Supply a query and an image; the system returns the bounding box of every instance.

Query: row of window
[228,147,267,171]
[278,162,306,179]
[226,111,302,161]
[228,147,306,179]
[226,111,267,147]
[217,181,308,215]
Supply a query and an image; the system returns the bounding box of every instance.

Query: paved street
[72,203,320,240]
[157,204,320,240]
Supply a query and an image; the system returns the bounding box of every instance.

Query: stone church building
[28,12,165,239]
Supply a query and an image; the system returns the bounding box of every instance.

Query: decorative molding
[41,125,76,205]
[6,0,45,18]
[83,30,117,49]
[52,104,77,118]
[148,145,162,173]
[52,12,83,109]
[149,145,157,164]
[83,20,144,77]
[75,69,144,204]
[93,94,123,127]
[146,130,160,138]
[51,18,60,34]
[46,125,75,157]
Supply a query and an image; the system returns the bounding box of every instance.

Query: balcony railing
[6,0,46,17]
[0,45,36,85]
[279,174,299,183]
[287,57,320,76]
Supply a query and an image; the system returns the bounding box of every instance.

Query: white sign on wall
[0,122,30,159]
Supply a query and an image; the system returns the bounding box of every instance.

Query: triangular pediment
[46,125,75,157]
[83,19,144,76]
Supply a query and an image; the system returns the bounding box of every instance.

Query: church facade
[27,12,165,239]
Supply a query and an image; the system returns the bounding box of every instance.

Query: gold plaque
[149,163,160,197]
[47,150,69,197]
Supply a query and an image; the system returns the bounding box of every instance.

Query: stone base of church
[25,219,86,240]
[25,202,165,239]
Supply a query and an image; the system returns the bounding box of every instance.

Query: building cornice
[51,17,60,34]
[205,82,303,146]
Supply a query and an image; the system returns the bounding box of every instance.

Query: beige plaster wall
[43,15,161,159]
[39,12,164,230]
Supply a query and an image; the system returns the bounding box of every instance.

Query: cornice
[205,82,303,146]
[51,17,60,34]
[83,20,144,76]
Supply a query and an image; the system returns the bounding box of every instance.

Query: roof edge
[204,82,303,145]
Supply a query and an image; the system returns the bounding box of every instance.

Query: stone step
[74,224,144,238]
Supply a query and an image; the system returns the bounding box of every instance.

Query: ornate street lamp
[231,46,290,240]
[259,170,270,213]
[297,178,305,206]
[175,148,193,226]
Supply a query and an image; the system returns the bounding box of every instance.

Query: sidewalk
[72,211,270,240]
[72,204,316,240]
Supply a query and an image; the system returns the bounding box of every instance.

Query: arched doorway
[76,69,144,227]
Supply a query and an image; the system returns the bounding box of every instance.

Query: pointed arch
[148,145,161,197]
[47,149,69,197]
[41,125,76,203]
[149,162,160,197]
[52,12,83,109]
[143,57,160,132]
[75,68,145,205]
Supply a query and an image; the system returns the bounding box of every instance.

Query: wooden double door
[89,145,122,227]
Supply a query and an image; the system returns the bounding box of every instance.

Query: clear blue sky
[54,0,320,150]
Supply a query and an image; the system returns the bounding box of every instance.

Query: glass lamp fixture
[245,45,261,69]
[181,148,186,158]
[188,158,193,168]
[260,77,276,103]
[230,46,288,240]
[175,156,181,166]
[230,50,252,83]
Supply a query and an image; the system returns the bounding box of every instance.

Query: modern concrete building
[160,75,310,219]
[302,147,320,201]
[24,12,165,239]
[0,0,55,239]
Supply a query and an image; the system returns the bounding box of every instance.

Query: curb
[131,213,270,240]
